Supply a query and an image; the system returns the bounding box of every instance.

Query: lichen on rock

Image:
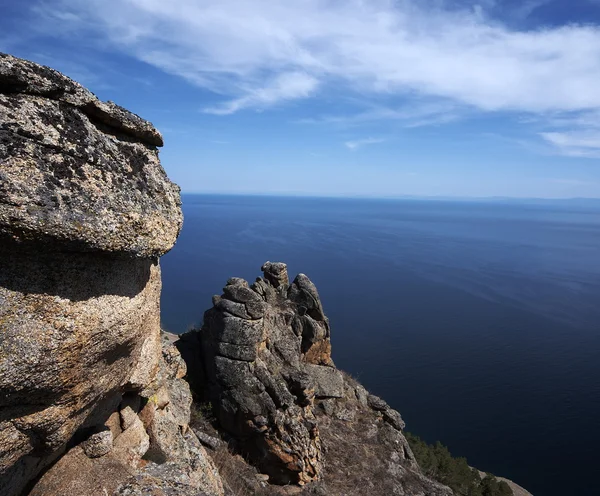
[186,263,340,486]
[0,53,190,496]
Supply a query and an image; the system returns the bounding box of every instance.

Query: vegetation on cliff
[406,433,512,496]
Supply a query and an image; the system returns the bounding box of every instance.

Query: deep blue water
[161,194,600,496]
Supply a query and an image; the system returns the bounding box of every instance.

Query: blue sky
[2,0,600,198]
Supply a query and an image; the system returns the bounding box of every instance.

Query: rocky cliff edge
[0,53,220,496]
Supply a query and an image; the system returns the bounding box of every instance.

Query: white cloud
[31,0,600,124]
[203,71,318,114]
[540,131,600,158]
[345,138,385,150]
[297,100,461,128]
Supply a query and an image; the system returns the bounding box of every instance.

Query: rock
[194,430,222,451]
[120,395,142,430]
[179,262,456,495]
[304,364,344,399]
[0,53,182,495]
[28,446,135,496]
[113,416,150,466]
[288,273,326,321]
[105,411,123,440]
[367,394,389,411]
[0,53,182,256]
[120,406,140,432]
[261,261,290,288]
[115,457,223,496]
[81,429,113,458]
[383,408,406,431]
[183,263,337,486]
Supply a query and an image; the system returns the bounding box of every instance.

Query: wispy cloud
[31,1,600,115]
[345,138,385,150]
[25,0,600,156]
[540,131,600,158]
[203,71,318,115]
[298,100,462,128]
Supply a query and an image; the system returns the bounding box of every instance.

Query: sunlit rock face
[0,52,183,495]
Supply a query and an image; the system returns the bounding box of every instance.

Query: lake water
[161,194,600,496]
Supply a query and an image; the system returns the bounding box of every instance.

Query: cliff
[178,262,452,495]
[0,53,221,496]
[0,54,530,496]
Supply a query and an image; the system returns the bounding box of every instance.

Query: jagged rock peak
[180,262,453,495]
[187,263,340,485]
[0,52,182,257]
[261,261,289,289]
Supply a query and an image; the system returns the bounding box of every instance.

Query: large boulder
[30,335,224,496]
[0,53,183,495]
[0,52,181,256]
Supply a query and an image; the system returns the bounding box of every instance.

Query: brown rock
[0,53,182,495]
[113,416,150,467]
[29,446,134,496]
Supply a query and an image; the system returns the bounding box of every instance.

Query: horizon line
[179,191,600,202]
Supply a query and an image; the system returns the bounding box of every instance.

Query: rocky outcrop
[0,53,206,496]
[187,264,339,485]
[182,262,451,494]
[0,53,181,256]
[30,335,224,496]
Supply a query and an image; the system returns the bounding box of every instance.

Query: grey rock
[217,342,258,362]
[226,277,248,287]
[367,394,389,411]
[205,313,264,346]
[383,408,406,431]
[115,458,222,496]
[261,261,290,288]
[216,298,252,319]
[193,430,222,451]
[0,53,182,257]
[304,364,344,399]
[223,283,263,303]
[184,263,333,485]
[81,429,113,458]
[245,299,268,319]
[354,384,369,407]
[288,273,326,321]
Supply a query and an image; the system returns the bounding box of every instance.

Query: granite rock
[0,53,182,495]
[185,263,337,486]
[0,52,182,257]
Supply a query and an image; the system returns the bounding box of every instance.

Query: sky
[2,0,600,198]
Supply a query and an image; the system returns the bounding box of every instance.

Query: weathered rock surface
[30,334,224,496]
[186,264,338,485]
[181,263,453,495]
[0,52,182,256]
[0,54,187,495]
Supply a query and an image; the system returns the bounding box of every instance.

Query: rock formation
[0,53,220,496]
[181,262,452,495]
[0,53,529,496]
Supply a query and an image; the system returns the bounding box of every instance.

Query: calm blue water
[161,194,600,496]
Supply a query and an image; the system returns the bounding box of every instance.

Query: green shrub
[405,433,512,496]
